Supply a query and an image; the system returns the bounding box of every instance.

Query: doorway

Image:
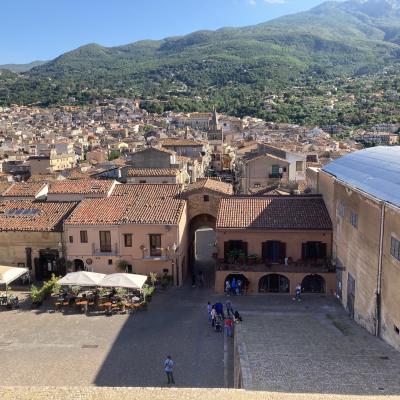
[301,274,326,293]
[259,274,290,293]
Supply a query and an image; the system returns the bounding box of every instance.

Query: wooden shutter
[302,243,307,259]
[279,242,287,261]
[320,243,327,258]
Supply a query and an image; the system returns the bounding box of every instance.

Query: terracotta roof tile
[48,179,114,195]
[0,182,13,195]
[66,184,185,226]
[217,196,332,230]
[3,182,47,198]
[126,168,180,177]
[184,178,233,196]
[161,138,205,147]
[0,201,77,232]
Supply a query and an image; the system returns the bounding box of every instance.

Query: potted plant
[142,284,155,302]
[65,259,74,273]
[30,285,44,308]
[116,259,129,272]
[149,272,159,287]
[248,254,257,266]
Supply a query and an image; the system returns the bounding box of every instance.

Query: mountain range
[0,0,399,127]
[0,60,46,73]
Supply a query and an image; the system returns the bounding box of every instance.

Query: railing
[217,258,335,273]
[92,243,119,256]
[143,248,170,260]
[269,173,283,179]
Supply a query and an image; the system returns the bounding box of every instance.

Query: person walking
[226,299,234,317]
[164,355,175,384]
[207,301,212,322]
[225,280,231,295]
[231,278,237,296]
[215,301,224,319]
[293,282,302,301]
[211,305,217,327]
[225,317,233,337]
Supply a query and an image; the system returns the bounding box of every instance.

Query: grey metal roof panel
[322,146,400,207]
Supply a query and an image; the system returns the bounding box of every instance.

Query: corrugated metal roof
[322,146,400,207]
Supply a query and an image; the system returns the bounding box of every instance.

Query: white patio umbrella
[58,271,106,287]
[0,265,29,286]
[99,273,147,289]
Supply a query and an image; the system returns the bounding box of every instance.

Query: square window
[350,211,358,228]
[80,230,88,243]
[203,195,209,202]
[108,259,113,265]
[390,236,400,261]
[69,236,73,243]
[124,234,133,247]
[337,201,345,218]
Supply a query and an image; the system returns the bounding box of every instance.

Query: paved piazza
[233,295,400,396]
[0,285,232,387]
[0,282,400,395]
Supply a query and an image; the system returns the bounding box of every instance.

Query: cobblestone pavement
[1,386,399,400]
[232,294,400,396]
[0,283,232,388]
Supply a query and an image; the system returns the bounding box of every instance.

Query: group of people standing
[208,300,242,337]
[225,277,246,296]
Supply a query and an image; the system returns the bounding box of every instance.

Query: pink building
[64,184,188,285]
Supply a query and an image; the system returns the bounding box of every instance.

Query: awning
[99,273,147,289]
[0,265,29,286]
[58,271,106,287]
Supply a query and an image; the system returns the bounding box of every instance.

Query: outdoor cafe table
[75,299,89,313]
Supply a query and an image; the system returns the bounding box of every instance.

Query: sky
[1,0,330,64]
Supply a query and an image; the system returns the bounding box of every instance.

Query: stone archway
[188,214,217,286]
[189,214,217,263]
[259,274,290,293]
[74,259,85,271]
[302,274,326,293]
[224,273,250,295]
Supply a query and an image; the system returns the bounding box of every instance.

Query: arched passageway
[188,214,217,287]
[224,274,249,295]
[74,259,85,271]
[301,274,326,293]
[259,274,290,293]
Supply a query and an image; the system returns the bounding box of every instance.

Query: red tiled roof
[27,175,60,183]
[3,182,47,198]
[161,138,205,147]
[0,182,13,195]
[126,168,180,177]
[48,179,114,195]
[184,178,233,196]
[217,196,332,230]
[66,184,185,225]
[0,201,77,232]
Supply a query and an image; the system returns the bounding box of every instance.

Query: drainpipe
[375,201,385,337]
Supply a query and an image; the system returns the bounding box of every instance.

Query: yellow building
[317,147,400,351]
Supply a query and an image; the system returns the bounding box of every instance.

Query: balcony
[142,247,170,261]
[92,243,119,256]
[217,258,335,273]
[269,173,283,179]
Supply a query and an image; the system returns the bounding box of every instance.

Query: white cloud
[248,0,257,5]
